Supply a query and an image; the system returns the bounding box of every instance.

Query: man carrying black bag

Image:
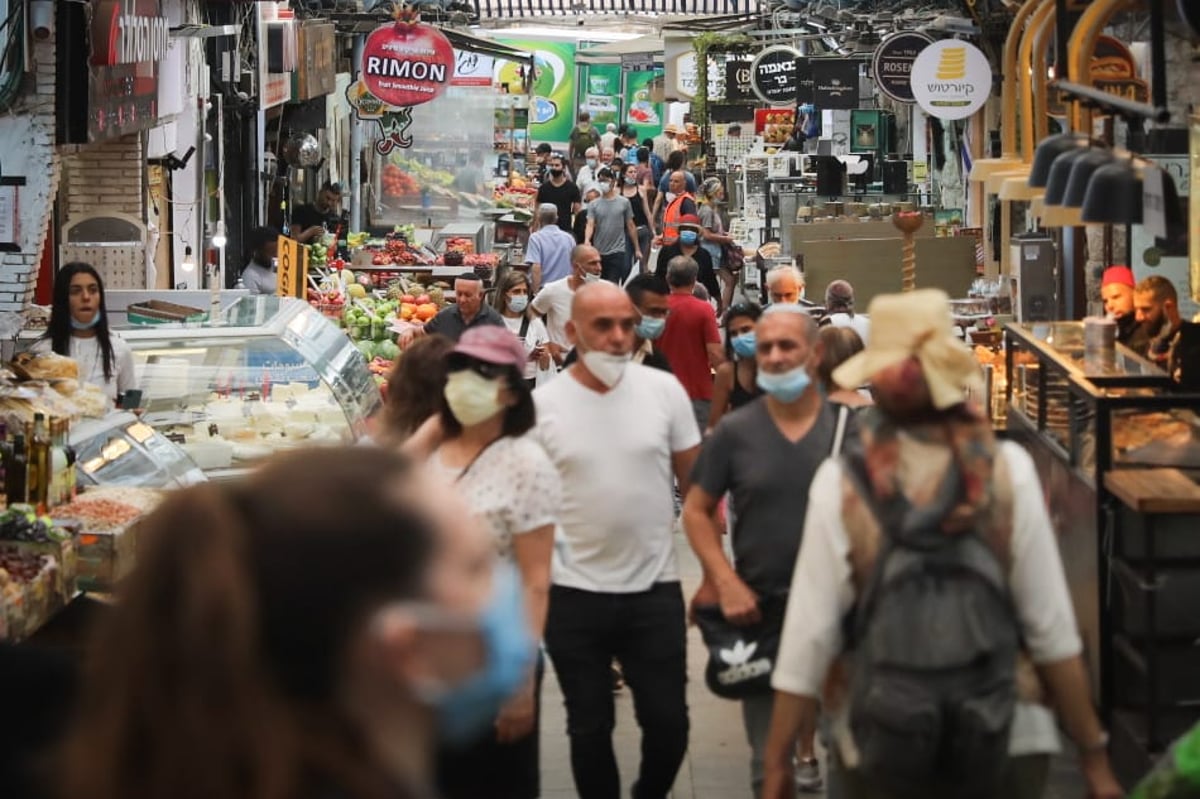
[762,289,1121,799]
[682,304,855,795]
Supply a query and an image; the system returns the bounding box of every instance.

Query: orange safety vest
[661,192,695,245]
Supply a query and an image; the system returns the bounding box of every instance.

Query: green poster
[623,68,665,139]
[582,64,622,129]
[496,38,577,143]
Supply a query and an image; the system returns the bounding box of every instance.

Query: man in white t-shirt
[761,290,1120,799]
[819,279,870,344]
[531,244,601,368]
[533,281,701,799]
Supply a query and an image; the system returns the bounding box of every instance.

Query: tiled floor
[539,531,1089,799]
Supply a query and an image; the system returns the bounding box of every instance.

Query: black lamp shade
[1029,133,1091,188]
[1081,161,1143,224]
[1044,149,1089,205]
[1063,149,1118,207]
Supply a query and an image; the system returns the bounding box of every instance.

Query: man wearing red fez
[1101,265,1150,352]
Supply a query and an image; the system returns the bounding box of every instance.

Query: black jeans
[600,250,628,284]
[545,582,689,799]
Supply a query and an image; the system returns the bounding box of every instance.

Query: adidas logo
[716,640,772,685]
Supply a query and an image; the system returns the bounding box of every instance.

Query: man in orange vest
[657,170,698,247]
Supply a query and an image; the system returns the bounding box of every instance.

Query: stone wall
[0,37,61,314]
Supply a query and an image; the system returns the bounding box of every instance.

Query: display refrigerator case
[1003,321,1200,783]
[71,411,205,490]
[119,296,381,481]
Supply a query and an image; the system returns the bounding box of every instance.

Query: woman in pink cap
[430,325,559,799]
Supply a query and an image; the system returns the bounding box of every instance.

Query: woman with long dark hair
[33,262,136,402]
[430,326,558,799]
[60,446,535,799]
[491,270,552,390]
[708,302,763,432]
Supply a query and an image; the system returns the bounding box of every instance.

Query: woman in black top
[654,216,721,306]
[621,162,654,276]
[707,302,763,432]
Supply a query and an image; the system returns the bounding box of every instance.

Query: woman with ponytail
[33,262,136,403]
[60,447,536,799]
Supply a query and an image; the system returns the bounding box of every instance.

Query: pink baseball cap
[451,325,526,371]
[1102,265,1135,288]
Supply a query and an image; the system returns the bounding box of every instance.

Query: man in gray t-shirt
[585,166,642,284]
[681,306,857,796]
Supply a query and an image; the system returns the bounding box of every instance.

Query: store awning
[442,28,534,67]
[575,36,664,66]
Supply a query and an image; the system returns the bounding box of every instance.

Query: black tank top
[730,372,760,409]
[625,188,649,228]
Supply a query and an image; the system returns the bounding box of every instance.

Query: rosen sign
[348,10,455,154]
[872,31,934,104]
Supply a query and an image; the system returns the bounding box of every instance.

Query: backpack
[841,449,1020,799]
[568,125,599,155]
[649,151,665,185]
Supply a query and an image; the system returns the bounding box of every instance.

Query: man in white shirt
[761,289,1121,799]
[819,279,870,344]
[575,146,601,197]
[600,122,619,152]
[534,281,701,799]
[531,244,601,368]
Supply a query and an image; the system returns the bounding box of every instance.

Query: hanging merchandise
[344,7,456,154]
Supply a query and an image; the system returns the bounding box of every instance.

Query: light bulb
[181,246,195,273]
[212,221,227,249]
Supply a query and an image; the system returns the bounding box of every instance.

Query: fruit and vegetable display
[493,185,537,209]
[0,543,69,641]
[382,163,422,198]
[0,508,70,544]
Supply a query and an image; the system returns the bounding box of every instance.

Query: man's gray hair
[762,303,818,340]
[765,264,804,289]
[537,203,559,225]
[666,255,699,288]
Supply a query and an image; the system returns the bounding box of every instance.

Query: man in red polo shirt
[658,254,726,435]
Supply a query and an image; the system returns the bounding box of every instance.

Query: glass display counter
[119,296,380,481]
[71,411,205,489]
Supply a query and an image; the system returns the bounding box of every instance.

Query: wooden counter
[1104,469,1200,514]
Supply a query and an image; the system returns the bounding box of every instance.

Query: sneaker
[795,756,823,793]
[611,663,625,692]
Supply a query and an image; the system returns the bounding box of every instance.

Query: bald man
[532,280,701,799]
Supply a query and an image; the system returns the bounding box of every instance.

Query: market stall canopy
[576,36,664,66]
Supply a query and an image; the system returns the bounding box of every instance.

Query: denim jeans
[600,251,628,285]
[544,582,690,799]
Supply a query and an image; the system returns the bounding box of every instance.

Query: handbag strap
[518,314,531,339]
[830,404,850,457]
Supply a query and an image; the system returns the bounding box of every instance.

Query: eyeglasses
[447,356,508,380]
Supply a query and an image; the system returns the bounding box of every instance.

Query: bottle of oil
[49,419,68,508]
[30,413,50,512]
[7,433,28,506]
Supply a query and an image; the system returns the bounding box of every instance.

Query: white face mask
[443,370,505,426]
[598,182,612,195]
[580,270,601,284]
[580,350,632,387]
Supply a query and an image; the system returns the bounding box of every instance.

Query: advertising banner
[496,38,578,143]
[583,64,623,128]
[624,69,665,138]
[750,46,800,106]
[724,58,755,104]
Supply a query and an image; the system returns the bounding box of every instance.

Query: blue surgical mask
[508,295,528,313]
[679,230,699,245]
[414,563,534,745]
[731,331,757,358]
[71,311,103,331]
[756,364,812,403]
[636,316,666,340]
[586,158,598,169]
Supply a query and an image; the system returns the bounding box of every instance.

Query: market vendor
[32,262,137,403]
[400,272,504,346]
[1101,265,1151,353]
[1134,275,1183,363]
[291,181,344,243]
[240,226,280,295]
